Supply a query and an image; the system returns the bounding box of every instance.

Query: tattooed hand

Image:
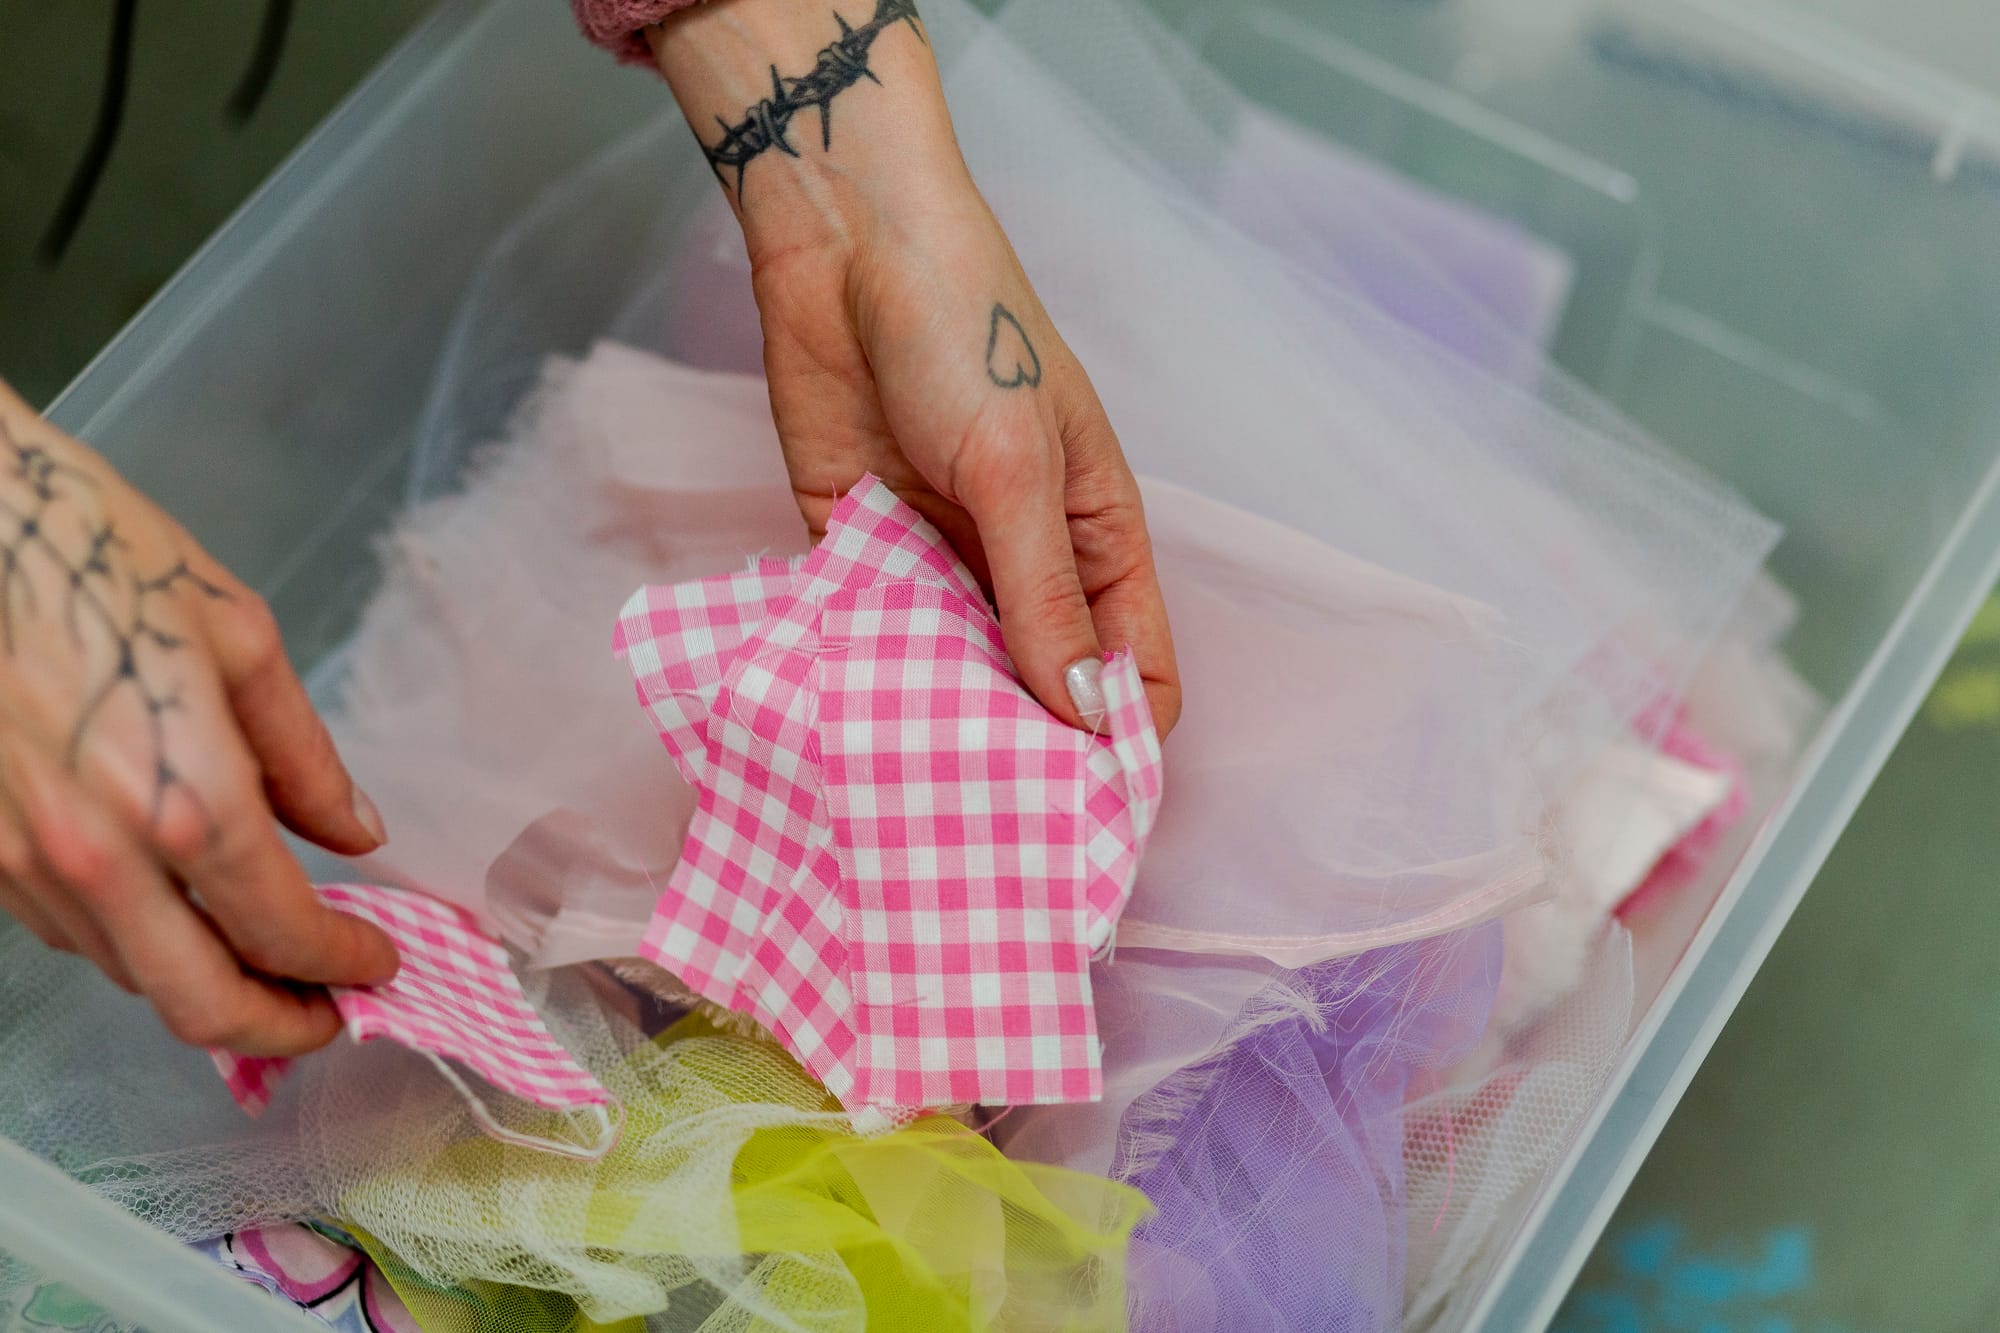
[652,0,1181,735]
[0,380,398,1056]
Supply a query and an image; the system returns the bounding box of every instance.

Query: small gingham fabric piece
[614,475,1164,1112]
[212,1039,287,1118]
[210,884,613,1133]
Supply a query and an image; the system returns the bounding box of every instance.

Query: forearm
[648,0,973,260]
[634,2,1177,736]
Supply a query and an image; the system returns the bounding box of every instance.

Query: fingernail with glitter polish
[1065,656,1107,730]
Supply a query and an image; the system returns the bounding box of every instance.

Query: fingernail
[1065,657,1107,731]
[351,786,388,848]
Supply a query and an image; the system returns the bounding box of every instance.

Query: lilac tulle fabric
[1117,926,1504,1332]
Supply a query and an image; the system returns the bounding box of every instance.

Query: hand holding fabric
[0,379,397,1056]
[649,0,1180,735]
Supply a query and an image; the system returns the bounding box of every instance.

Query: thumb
[957,436,1105,731]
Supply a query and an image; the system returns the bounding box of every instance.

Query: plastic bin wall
[8,0,2000,1328]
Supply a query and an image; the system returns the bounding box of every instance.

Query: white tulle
[321,0,1781,976]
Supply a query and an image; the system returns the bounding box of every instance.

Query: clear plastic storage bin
[8,0,2000,1328]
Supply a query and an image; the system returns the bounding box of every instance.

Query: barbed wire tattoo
[700,0,925,197]
[0,418,229,826]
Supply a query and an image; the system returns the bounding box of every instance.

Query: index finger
[1053,379,1181,736]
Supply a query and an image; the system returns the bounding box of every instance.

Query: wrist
[650,0,970,260]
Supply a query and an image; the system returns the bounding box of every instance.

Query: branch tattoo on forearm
[699,0,925,196]
[0,419,228,827]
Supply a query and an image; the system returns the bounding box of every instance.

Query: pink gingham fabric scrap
[614,474,1165,1112]
[210,883,617,1156]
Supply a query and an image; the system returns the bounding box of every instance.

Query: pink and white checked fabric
[614,475,1164,1112]
[210,884,614,1151]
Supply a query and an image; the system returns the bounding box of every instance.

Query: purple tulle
[1119,925,1503,1332]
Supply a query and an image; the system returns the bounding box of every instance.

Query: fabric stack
[0,1,1819,1328]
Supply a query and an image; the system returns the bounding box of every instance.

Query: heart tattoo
[985,303,1043,390]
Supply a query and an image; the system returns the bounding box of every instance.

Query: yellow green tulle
[338,1013,1146,1331]
[348,1226,645,1333]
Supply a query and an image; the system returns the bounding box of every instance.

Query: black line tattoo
[700,0,925,196]
[985,303,1043,390]
[0,418,229,826]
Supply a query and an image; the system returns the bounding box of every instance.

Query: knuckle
[1073,502,1152,569]
[1015,560,1089,623]
[151,798,220,867]
[37,824,118,900]
[154,770,259,867]
[953,409,1056,505]
[1056,388,1123,459]
[216,886,322,980]
[225,593,287,676]
[232,925,308,979]
[159,1000,239,1049]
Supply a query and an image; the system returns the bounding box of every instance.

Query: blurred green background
[0,1,433,409]
[2,3,1996,1330]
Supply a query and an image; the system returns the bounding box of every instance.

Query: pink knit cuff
[571,0,705,68]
